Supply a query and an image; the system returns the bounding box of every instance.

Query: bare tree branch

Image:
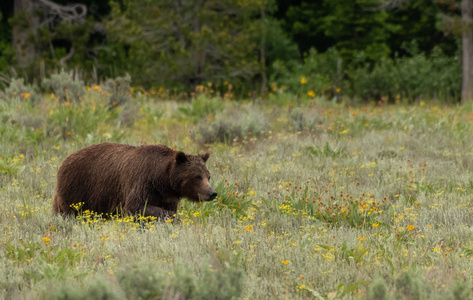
[34,0,87,27]
[59,46,75,66]
[378,0,412,10]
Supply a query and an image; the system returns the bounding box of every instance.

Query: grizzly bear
[53,143,217,219]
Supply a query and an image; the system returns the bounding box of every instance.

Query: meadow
[2,82,473,299]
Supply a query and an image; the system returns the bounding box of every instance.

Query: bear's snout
[197,179,217,201]
[198,185,217,201]
[209,190,217,200]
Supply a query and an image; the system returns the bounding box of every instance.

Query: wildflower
[307,90,315,98]
[24,93,30,99]
[42,237,50,243]
[300,77,307,84]
[165,218,173,223]
[245,225,253,232]
[406,225,415,232]
[372,223,379,228]
[281,260,290,265]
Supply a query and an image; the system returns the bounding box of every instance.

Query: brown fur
[53,143,217,218]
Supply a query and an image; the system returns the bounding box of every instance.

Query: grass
[2,87,473,299]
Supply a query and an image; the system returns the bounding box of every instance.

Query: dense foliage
[0,0,463,101]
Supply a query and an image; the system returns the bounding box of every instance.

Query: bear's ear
[201,153,210,163]
[176,151,187,164]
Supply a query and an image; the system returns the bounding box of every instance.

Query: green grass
[2,89,473,299]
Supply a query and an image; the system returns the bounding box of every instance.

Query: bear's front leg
[142,205,177,220]
[125,188,177,221]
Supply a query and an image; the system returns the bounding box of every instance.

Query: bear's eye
[195,175,203,181]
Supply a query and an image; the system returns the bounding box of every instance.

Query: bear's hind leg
[53,192,75,216]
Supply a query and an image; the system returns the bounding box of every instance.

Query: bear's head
[172,151,217,202]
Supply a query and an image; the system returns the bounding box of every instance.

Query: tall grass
[2,85,473,299]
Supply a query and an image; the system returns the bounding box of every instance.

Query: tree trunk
[13,0,36,69]
[260,8,267,98]
[462,0,473,104]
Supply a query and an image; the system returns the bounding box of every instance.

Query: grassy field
[2,86,473,299]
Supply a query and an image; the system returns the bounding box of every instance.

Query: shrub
[178,94,225,122]
[270,49,333,99]
[349,58,397,101]
[395,270,426,300]
[271,46,460,103]
[117,266,167,300]
[290,106,322,132]
[101,74,133,108]
[194,104,268,144]
[368,277,388,300]
[173,263,244,300]
[450,279,471,300]
[50,275,126,300]
[117,262,244,300]
[42,70,85,102]
[349,47,461,102]
[0,78,40,102]
[46,100,109,139]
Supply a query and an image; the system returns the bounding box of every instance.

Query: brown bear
[53,143,217,219]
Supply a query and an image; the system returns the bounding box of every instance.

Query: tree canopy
[0,0,464,101]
